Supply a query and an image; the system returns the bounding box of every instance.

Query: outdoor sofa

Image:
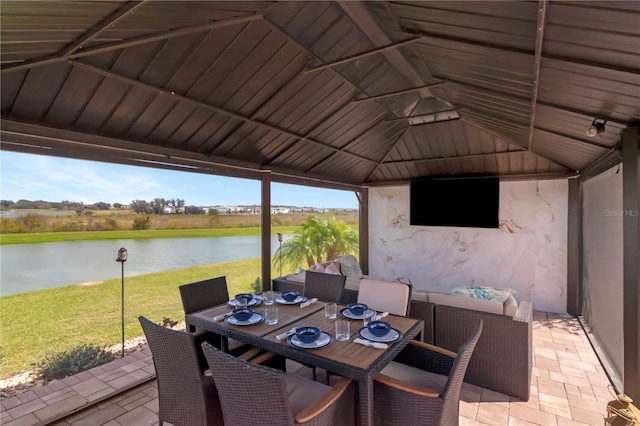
[273,260,533,401]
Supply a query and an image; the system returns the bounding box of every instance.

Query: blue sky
[0,151,359,208]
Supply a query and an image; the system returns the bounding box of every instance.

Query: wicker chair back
[138,316,223,426]
[179,276,229,332]
[304,271,346,303]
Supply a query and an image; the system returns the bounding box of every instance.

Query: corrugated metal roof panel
[1,1,125,63]
[0,1,632,186]
[538,58,639,124]
[544,2,640,71]
[390,1,538,50]
[534,104,623,150]
[532,129,609,171]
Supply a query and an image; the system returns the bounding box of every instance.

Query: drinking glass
[263,290,276,305]
[335,320,350,341]
[324,302,337,319]
[236,297,249,310]
[265,307,278,325]
[363,310,376,327]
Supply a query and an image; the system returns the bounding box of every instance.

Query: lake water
[0,235,284,296]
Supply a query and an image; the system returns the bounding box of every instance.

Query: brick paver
[2,312,614,425]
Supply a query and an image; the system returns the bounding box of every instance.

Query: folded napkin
[374,312,389,321]
[276,327,297,341]
[354,338,388,350]
[300,298,318,308]
[213,313,231,322]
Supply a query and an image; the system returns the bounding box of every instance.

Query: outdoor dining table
[187,299,424,426]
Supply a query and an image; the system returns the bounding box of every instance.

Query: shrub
[35,344,115,381]
[132,216,152,230]
[102,217,119,231]
[0,218,26,233]
[250,277,262,294]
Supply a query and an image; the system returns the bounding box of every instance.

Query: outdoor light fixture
[115,247,127,357]
[586,119,606,137]
[277,233,283,278]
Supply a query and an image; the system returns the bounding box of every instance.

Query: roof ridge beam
[1,12,263,74]
[60,1,150,57]
[381,150,527,166]
[303,37,420,74]
[352,81,448,103]
[527,1,548,151]
[69,60,379,166]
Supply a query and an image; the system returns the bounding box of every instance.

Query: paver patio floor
[1,311,616,425]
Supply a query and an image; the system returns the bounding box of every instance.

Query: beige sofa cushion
[427,292,504,315]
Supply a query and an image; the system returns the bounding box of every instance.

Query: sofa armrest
[514,300,533,323]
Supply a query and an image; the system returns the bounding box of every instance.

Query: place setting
[274,290,308,305]
[227,293,262,308]
[340,302,375,320]
[213,307,264,325]
[280,326,333,350]
[357,320,403,345]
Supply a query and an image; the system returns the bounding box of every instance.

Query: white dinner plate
[225,312,264,326]
[340,308,376,320]
[357,327,402,343]
[275,295,307,305]
[288,331,333,349]
[227,298,262,307]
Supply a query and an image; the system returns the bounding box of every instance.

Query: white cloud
[1,153,170,204]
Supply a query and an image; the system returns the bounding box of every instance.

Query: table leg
[357,376,374,426]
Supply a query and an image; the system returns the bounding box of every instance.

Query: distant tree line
[129,198,203,215]
[1,198,205,215]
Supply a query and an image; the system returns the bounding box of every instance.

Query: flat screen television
[410,176,500,228]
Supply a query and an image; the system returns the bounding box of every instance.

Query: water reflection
[0,235,283,296]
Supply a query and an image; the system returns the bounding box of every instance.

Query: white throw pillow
[337,255,362,279]
[325,262,341,275]
[314,264,326,273]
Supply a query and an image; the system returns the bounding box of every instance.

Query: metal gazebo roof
[1,1,638,189]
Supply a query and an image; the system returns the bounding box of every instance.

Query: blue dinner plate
[275,295,307,305]
[287,331,333,349]
[228,297,262,307]
[225,312,264,326]
[357,327,402,343]
[340,308,376,320]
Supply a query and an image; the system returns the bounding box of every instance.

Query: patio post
[116,247,127,358]
[261,172,272,291]
[622,125,639,401]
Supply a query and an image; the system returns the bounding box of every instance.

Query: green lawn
[0,258,283,377]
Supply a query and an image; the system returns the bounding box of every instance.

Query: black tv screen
[410,176,500,228]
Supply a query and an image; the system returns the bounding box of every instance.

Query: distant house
[271,207,290,214]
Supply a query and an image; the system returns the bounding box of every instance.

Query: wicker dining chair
[179,276,244,371]
[179,276,231,334]
[303,270,346,382]
[138,315,224,426]
[179,276,284,373]
[201,341,355,426]
[357,279,413,316]
[373,320,483,426]
[303,270,346,303]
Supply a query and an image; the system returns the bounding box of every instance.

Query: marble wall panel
[369,180,568,313]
